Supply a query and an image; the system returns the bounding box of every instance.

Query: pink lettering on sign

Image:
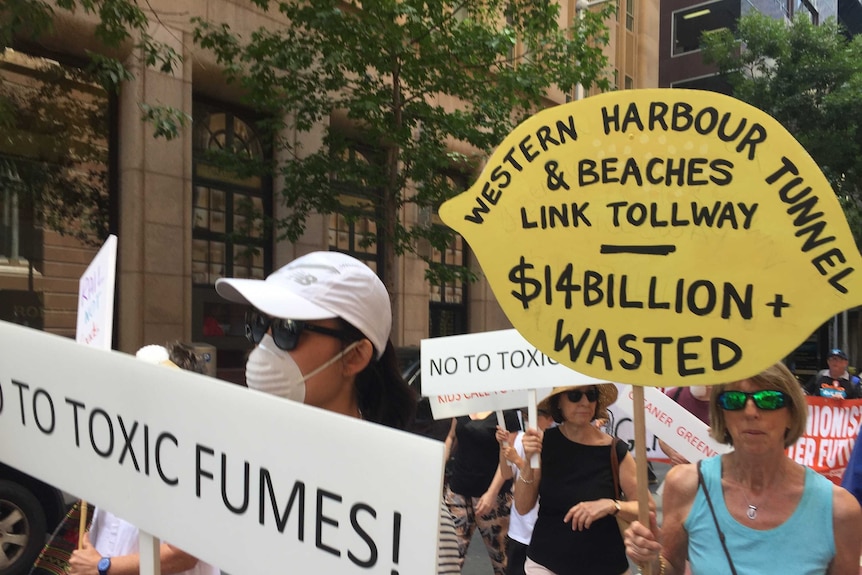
[675,425,717,457]
[643,399,673,428]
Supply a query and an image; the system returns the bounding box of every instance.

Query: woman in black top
[514,385,654,575]
[444,410,522,575]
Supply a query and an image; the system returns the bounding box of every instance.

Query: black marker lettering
[347,503,378,568]
[316,489,343,557]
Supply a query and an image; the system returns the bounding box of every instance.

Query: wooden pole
[78,500,88,549]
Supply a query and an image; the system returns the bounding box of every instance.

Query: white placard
[605,402,668,461]
[0,321,443,575]
[612,385,729,462]
[429,388,553,419]
[421,329,607,395]
[76,234,117,349]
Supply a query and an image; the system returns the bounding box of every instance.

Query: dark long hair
[339,321,417,430]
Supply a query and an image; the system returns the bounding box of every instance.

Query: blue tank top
[685,456,834,575]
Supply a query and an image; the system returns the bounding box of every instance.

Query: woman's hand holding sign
[513,428,543,517]
[521,427,543,462]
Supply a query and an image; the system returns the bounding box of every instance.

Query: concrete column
[117,23,192,353]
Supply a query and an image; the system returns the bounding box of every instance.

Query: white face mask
[245,333,360,403]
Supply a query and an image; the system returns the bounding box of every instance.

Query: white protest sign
[613,385,729,463]
[76,234,117,349]
[429,388,553,420]
[0,321,443,575]
[421,329,607,395]
[605,403,667,461]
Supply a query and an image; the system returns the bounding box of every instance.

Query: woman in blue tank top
[624,362,862,575]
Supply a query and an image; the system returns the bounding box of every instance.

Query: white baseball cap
[215,251,391,359]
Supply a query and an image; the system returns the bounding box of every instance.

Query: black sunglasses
[565,388,599,403]
[245,309,351,351]
[716,390,789,411]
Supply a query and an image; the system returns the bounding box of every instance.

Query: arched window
[191,100,271,380]
[192,104,269,283]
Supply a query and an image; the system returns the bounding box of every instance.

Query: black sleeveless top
[527,427,629,575]
[448,410,522,497]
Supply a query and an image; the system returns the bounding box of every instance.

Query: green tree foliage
[191,0,613,287]
[1,0,181,80]
[0,53,111,247]
[2,0,613,286]
[1,0,184,246]
[701,14,862,243]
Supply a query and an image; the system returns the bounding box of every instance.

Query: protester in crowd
[804,348,862,399]
[70,344,218,575]
[515,384,653,575]
[215,250,459,574]
[495,408,555,575]
[444,409,522,575]
[658,386,711,466]
[625,362,862,575]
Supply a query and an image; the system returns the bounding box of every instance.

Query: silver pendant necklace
[740,489,758,520]
[731,462,761,520]
[746,503,758,520]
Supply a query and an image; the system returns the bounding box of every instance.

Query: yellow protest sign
[440,89,862,386]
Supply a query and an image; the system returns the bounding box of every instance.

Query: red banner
[786,397,862,484]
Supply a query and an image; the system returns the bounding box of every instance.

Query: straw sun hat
[538,383,619,422]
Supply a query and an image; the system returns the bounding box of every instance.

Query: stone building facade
[0,0,659,381]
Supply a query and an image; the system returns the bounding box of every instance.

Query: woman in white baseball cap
[215,250,415,429]
[216,251,460,574]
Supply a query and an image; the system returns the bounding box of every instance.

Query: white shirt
[817,368,851,380]
[90,508,220,575]
[506,432,539,544]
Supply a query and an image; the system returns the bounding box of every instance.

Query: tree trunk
[382,147,399,342]
[383,60,403,342]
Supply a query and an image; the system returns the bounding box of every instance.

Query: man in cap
[804,348,861,399]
